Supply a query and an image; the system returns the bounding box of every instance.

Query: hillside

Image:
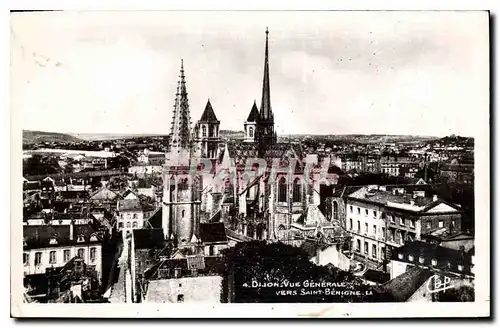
[23,130,82,144]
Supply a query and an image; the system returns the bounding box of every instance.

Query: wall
[24,244,102,282]
[316,244,351,271]
[389,259,409,280]
[145,276,223,303]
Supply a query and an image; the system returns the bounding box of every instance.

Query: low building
[23,222,103,283]
[117,199,145,232]
[389,240,474,281]
[143,256,225,303]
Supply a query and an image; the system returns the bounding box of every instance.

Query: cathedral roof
[246,101,260,122]
[199,99,220,123]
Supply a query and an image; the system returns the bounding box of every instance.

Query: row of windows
[121,213,141,219]
[278,178,302,203]
[24,248,97,266]
[397,253,465,271]
[354,239,385,260]
[201,125,218,138]
[118,221,139,228]
[350,206,378,218]
[349,220,386,239]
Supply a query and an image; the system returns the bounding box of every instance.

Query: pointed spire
[260,28,272,121]
[246,100,260,122]
[170,59,192,150]
[199,99,220,123]
[220,143,231,169]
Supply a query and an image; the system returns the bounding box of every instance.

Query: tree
[23,154,61,176]
[221,241,394,303]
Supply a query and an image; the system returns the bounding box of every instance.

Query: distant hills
[23,129,469,145]
[23,130,82,144]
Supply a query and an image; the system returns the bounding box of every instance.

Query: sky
[11,11,489,137]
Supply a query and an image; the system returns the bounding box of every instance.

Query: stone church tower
[162,60,201,244]
[193,99,221,159]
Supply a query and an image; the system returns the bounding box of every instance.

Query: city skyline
[12,11,488,137]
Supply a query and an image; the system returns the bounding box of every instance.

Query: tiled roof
[118,199,142,212]
[199,222,227,244]
[246,101,260,122]
[199,99,220,123]
[23,224,100,249]
[381,266,433,301]
[133,228,165,249]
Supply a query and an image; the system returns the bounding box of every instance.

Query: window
[209,126,214,137]
[357,207,360,214]
[208,245,215,256]
[364,242,368,254]
[410,219,415,228]
[177,294,184,303]
[372,245,377,258]
[438,221,444,228]
[278,177,287,202]
[126,222,131,228]
[49,251,56,264]
[292,178,301,203]
[64,250,71,262]
[458,264,463,272]
[202,126,207,137]
[350,206,353,213]
[174,268,181,278]
[398,253,404,260]
[426,221,431,229]
[357,221,360,232]
[133,213,137,219]
[249,127,254,138]
[419,256,425,264]
[34,252,42,265]
[349,219,353,230]
[373,210,377,218]
[431,259,437,266]
[133,221,138,228]
[400,217,405,226]
[390,215,395,223]
[381,227,386,240]
[365,209,369,216]
[408,255,414,262]
[23,253,29,265]
[356,239,360,252]
[90,247,97,262]
[364,223,368,234]
[332,201,338,220]
[77,248,85,259]
[373,225,377,236]
[451,220,455,227]
[118,222,124,228]
[381,247,385,259]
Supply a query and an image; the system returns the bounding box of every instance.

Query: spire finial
[266,27,269,34]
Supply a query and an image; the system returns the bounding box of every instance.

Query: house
[116,199,144,232]
[89,187,119,202]
[378,266,434,302]
[23,222,103,284]
[142,256,225,303]
[389,240,474,280]
[198,222,229,256]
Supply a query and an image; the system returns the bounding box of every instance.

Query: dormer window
[49,237,58,245]
[89,234,98,242]
[408,255,414,262]
[431,259,437,266]
[419,256,425,264]
[77,235,85,243]
[458,264,464,272]
[398,253,404,260]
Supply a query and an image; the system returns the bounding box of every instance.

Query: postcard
[11,10,490,318]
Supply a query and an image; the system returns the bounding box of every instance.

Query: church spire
[170,59,192,150]
[260,27,272,121]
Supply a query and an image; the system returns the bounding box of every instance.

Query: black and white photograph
[10,10,490,318]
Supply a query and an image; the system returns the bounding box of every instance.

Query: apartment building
[345,186,463,271]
